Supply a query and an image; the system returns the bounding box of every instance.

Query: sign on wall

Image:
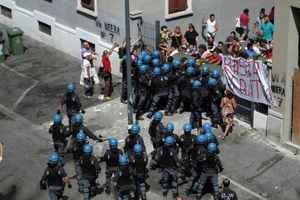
[222,55,273,105]
[96,18,121,43]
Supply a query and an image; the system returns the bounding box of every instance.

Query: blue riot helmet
[152,58,160,67]
[172,59,181,69]
[83,144,93,156]
[186,67,195,76]
[192,80,202,89]
[137,59,143,66]
[162,63,170,74]
[133,144,143,155]
[166,122,175,132]
[207,143,217,154]
[164,136,175,146]
[74,113,83,124]
[152,50,160,59]
[202,122,212,133]
[195,134,208,144]
[109,138,118,149]
[143,54,152,64]
[67,83,76,93]
[53,114,62,125]
[76,130,87,142]
[130,123,140,135]
[154,111,163,121]
[183,123,192,133]
[139,51,147,61]
[202,64,209,76]
[208,77,217,87]
[153,67,161,76]
[139,65,148,74]
[206,131,217,144]
[119,154,129,166]
[48,152,59,164]
[187,58,196,67]
[211,69,220,79]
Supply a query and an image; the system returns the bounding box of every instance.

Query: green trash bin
[7,27,24,56]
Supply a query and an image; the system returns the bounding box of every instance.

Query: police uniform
[190,81,203,129]
[129,152,148,200]
[116,165,136,200]
[61,92,82,127]
[78,155,101,199]
[40,165,68,200]
[124,134,145,156]
[179,133,195,178]
[135,72,151,120]
[100,148,123,193]
[148,119,165,152]
[49,123,69,156]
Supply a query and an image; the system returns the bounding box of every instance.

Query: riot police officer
[100,138,123,194]
[217,179,238,200]
[178,67,195,113]
[130,144,149,200]
[40,152,71,200]
[60,83,83,127]
[78,144,102,199]
[151,136,180,198]
[116,154,136,200]
[190,80,203,129]
[179,123,195,179]
[135,64,151,121]
[187,134,209,195]
[193,143,223,200]
[147,65,169,118]
[148,111,165,156]
[49,113,69,157]
[124,123,145,156]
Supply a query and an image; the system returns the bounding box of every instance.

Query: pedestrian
[220,90,237,139]
[170,26,183,49]
[217,178,238,200]
[184,23,199,47]
[82,52,99,98]
[260,16,274,43]
[239,8,250,40]
[253,8,266,37]
[206,14,219,42]
[101,43,118,101]
[269,6,275,24]
[40,152,71,200]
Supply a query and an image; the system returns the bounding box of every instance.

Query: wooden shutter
[81,0,95,11]
[169,0,188,14]
[292,70,300,145]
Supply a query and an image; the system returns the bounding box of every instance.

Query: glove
[68,184,72,189]
[40,181,47,190]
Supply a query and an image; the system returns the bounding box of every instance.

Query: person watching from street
[101,43,118,101]
[217,178,238,200]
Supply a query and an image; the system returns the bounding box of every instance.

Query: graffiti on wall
[271,73,286,108]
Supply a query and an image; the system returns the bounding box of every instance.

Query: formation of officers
[121,50,225,130]
[39,49,238,199]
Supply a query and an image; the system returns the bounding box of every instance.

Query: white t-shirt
[207,19,217,34]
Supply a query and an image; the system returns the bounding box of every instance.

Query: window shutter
[81,0,95,11]
[169,0,188,14]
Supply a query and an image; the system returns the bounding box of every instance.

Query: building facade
[0,0,273,76]
[268,0,300,152]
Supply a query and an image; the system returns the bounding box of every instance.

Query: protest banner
[222,55,273,105]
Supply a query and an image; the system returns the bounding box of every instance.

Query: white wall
[0,0,121,76]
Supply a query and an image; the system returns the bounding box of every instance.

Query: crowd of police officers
[39,49,238,200]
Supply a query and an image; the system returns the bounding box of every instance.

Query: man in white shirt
[206,14,219,40]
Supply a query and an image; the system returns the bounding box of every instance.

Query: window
[77,0,97,17]
[169,0,187,14]
[0,5,12,19]
[81,0,95,11]
[38,21,52,36]
[165,0,193,20]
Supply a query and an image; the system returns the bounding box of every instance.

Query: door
[292,70,300,145]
